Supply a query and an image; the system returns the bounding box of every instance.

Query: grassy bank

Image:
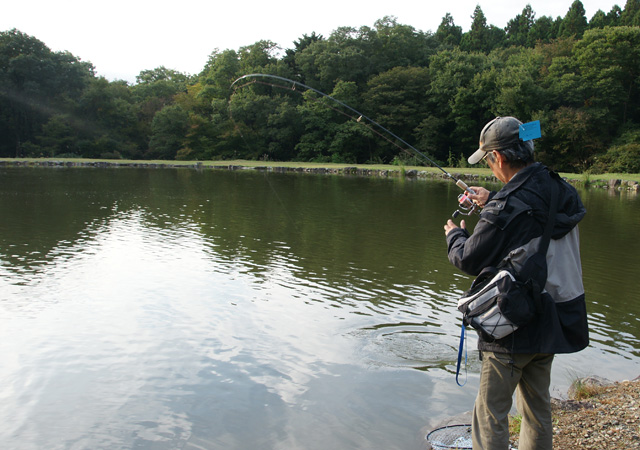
[2,158,639,186]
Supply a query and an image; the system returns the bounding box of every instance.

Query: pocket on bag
[457,268,535,341]
[497,277,535,327]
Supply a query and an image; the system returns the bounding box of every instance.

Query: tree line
[2,0,640,173]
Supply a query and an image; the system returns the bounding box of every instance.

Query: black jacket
[446,162,589,354]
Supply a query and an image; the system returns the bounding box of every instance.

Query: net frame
[426,424,473,450]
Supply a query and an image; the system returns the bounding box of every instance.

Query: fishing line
[231,74,454,177]
[262,170,301,232]
[227,83,304,231]
[231,75,478,390]
[232,78,401,158]
[230,74,480,216]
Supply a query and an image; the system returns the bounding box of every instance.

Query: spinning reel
[452,180,481,218]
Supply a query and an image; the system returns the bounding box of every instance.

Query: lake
[1,166,639,449]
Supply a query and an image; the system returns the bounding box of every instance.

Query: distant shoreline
[1,158,639,191]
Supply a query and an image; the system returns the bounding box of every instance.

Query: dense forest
[2,0,640,173]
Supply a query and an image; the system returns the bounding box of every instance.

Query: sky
[3,0,622,84]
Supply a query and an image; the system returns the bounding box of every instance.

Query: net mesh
[426,424,473,450]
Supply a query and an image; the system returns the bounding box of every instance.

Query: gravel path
[549,378,640,449]
[506,377,640,449]
[427,378,640,449]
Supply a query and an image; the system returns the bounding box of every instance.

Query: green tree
[315,26,378,87]
[148,104,189,159]
[592,143,640,173]
[185,49,243,160]
[461,5,489,52]
[6,13,640,169]
[450,66,500,152]
[131,66,190,152]
[492,47,547,119]
[461,5,505,53]
[363,66,431,161]
[324,81,375,163]
[589,10,608,29]
[621,0,640,26]
[527,16,558,46]
[0,29,94,156]
[294,81,372,163]
[575,27,640,129]
[545,55,584,112]
[228,86,302,160]
[536,107,599,171]
[436,13,462,48]
[31,114,79,157]
[373,16,436,70]
[534,28,640,170]
[173,83,232,161]
[607,5,624,26]
[77,78,141,158]
[294,88,337,162]
[199,49,241,101]
[136,66,189,85]
[505,5,536,47]
[413,115,448,166]
[283,32,324,81]
[239,40,280,75]
[263,99,303,161]
[559,0,588,38]
[418,48,489,160]
[292,38,328,91]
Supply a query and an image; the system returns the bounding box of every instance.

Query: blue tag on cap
[519,120,541,141]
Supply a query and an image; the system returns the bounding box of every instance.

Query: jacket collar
[492,162,545,200]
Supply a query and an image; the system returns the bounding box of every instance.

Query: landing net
[426,424,472,449]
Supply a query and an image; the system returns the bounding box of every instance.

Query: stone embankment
[1,159,638,191]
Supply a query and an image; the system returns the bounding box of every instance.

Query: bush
[591,143,640,173]
[99,151,122,160]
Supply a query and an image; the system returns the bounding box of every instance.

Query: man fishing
[443,116,589,449]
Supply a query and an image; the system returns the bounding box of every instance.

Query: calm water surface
[1,167,639,449]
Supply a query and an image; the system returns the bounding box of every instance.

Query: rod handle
[455,179,475,195]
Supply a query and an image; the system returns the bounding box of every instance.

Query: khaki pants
[472,352,554,450]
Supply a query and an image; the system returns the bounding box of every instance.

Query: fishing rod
[230,73,480,217]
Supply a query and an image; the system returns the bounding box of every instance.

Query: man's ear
[495,151,505,168]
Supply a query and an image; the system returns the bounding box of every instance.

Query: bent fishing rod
[230,73,479,217]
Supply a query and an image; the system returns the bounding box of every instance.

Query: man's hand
[444,219,466,236]
[466,186,490,207]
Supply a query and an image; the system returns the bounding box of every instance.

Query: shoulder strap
[520,174,560,311]
[537,173,560,256]
[509,171,559,293]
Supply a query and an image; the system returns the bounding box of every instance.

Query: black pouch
[457,266,535,341]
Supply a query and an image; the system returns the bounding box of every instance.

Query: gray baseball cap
[468,116,524,164]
